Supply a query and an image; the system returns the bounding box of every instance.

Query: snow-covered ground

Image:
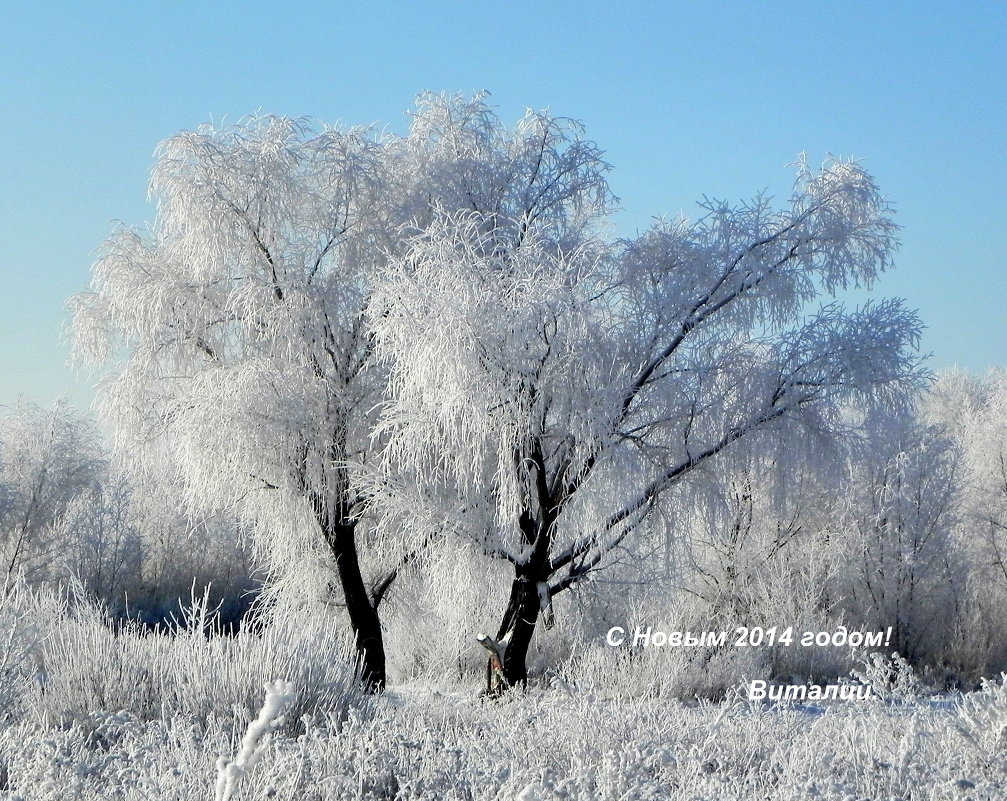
[1,572,1004,799]
[3,659,1006,799]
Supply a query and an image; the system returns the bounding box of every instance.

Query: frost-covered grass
[2,678,1007,800]
[34,596,365,733]
[2,581,1007,800]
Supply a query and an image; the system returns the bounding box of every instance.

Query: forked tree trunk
[486,493,556,693]
[491,569,545,690]
[323,518,386,692]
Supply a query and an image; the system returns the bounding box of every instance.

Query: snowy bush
[34,590,369,732]
[849,650,924,703]
[0,577,58,723]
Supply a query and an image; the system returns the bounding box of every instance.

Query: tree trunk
[324,518,386,692]
[492,570,544,689]
[488,493,555,693]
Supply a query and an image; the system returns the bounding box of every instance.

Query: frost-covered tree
[925,369,1007,674]
[372,150,926,687]
[936,370,1007,574]
[55,471,142,608]
[71,113,407,686]
[833,416,961,661]
[54,466,257,625]
[0,402,104,583]
[676,449,830,628]
[69,94,612,690]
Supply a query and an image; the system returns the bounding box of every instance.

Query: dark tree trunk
[487,442,557,693]
[485,544,599,692]
[321,515,386,692]
[493,568,545,688]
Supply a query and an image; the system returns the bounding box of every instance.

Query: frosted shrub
[849,650,923,702]
[953,673,1007,765]
[0,577,58,722]
[559,638,770,702]
[34,592,370,731]
[551,585,778,701]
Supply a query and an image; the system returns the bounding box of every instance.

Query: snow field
[0,582,1004,799]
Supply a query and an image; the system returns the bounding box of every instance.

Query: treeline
[0,401,256,627]
[2,367,1005,690]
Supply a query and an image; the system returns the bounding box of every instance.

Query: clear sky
[2,1,1004,412]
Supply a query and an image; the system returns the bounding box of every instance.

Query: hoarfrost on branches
[69,94,622,689]
[70,92,926,688]
[370,138,926,685]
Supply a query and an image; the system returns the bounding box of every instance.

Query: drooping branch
[548,387,814,586]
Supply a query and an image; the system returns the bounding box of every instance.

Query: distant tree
[0,401,104,582]
[371,151,927,688]
[924,369,1007,674]
[677,450,823,627]
[939,370,1007,577]
[834,415,961,661]
[51,466,256,625]
[55,471,142,607]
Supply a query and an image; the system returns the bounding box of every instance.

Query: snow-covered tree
[833,416,961,661]
[371,150,926,687]
[69,93,613,690]
[676,449,829,628]
[61,467,256,625]
[70,114,403,685]
[924,368,1007,674]
[0,402,104,583]
[55,471,142,608]
[940,370,1007,575]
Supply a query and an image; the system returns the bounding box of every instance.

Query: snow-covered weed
[0,680,1004,799]
[0,577,56,724]
[215,679,294,801]
[3,582,1006,800]
[849,649,923,703]
[34,592,368,732]
[557,639,769,701]
[953,673,1007,767]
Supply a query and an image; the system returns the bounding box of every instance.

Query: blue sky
[2,1,1004,412]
